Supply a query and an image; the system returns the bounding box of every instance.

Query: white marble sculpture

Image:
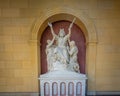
[39,18,87,96]
[47,18,80,72]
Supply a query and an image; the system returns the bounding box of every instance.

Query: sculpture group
[46,18,80,73]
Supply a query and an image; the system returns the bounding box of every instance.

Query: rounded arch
[30,7,98,43]
[30,6,98,93]
[41,20,86,74]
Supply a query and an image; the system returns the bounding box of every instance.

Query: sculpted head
[47,40,51,44]
[70,41,75,46]
[59,28,65,37]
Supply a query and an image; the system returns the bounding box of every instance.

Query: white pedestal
[39,70,87,96]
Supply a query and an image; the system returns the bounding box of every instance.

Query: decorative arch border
[30,7,98,95]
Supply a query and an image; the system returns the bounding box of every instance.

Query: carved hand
[68,18,76,30]
[48,22,52,27]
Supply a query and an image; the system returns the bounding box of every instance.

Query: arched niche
[30,7,98,93]
[41,20,86,74]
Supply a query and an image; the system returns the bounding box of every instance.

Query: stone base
[39,70,87,96]
[0,92,39,96]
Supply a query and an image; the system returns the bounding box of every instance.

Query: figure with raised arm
[48,18,76,65]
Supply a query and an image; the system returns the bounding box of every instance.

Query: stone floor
[87,95,120,96]
[0,93,120,96]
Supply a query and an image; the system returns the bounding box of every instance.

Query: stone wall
[0,0,120,94]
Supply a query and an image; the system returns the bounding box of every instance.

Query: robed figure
[46,18,80,73]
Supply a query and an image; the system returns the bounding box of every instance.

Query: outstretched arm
[68,18,76,37]
[48,22,57,37]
